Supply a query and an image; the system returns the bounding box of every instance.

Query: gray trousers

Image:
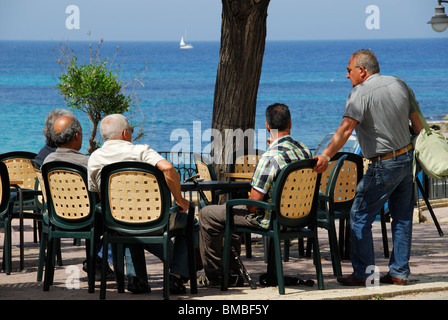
[199,204,260,279]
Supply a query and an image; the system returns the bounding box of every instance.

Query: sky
[0,0,447,42]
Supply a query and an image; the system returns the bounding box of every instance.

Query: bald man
[42,115,88,167]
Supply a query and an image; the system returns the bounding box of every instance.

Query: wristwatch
[322,154,331,162]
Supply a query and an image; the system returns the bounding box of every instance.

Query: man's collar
[269,135,291,148]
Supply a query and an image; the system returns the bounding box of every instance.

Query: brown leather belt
[370,143,413,162]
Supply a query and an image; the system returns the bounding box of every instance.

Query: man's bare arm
[157,159,190,212]
[314,117,358,173]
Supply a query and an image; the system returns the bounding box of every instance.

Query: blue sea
[0,38,447,156]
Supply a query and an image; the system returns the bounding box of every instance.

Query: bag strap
[395,76,431,135]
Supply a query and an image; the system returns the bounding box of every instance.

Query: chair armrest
[226,198,274,211]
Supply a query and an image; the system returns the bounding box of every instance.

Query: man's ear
[265,122,270,132]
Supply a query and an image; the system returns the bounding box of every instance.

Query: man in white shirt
[88,113,196,294]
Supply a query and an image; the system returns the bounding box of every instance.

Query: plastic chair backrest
[323,153,364,211]
[100,161,172,235]
[271,159,321,228]
[41,161,96,229]
[193,153,216,203]
[229,149,264,179]
[0,151,38,190]
[31,160,46,204]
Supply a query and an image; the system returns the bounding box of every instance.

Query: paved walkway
[1,204,448,301]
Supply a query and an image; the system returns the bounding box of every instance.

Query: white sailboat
[180,32,193,49]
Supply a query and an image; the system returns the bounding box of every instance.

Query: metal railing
[161,151,448,203]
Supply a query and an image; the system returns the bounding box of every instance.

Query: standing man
[314,49,423,286]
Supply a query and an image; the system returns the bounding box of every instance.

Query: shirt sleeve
[140,145,165,166]
[250,155,277,194]
[343,88,365,123]
[87,155,101,192]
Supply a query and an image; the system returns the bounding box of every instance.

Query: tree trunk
[211,0,270,179]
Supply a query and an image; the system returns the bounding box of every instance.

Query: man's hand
[176,198,190,213]
[313,154,329,173]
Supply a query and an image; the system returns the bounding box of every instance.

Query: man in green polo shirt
[198,103,312,287]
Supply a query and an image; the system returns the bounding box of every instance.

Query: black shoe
[170,274,187,294]
[83,258,115,282]
[127,276,151,294]
[380,273,407,285]
[337,273,372,286]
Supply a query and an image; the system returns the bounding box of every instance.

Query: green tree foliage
[56,39,147,153]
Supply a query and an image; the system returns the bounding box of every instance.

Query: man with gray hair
[88,113,197,295]
[35,109,74,164]
[42,115,87,167]
[314,49,424,286]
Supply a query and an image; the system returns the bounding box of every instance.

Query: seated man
[42,114,116,282]
[35,109,74,165]
[42,115,88,167]
[88,113,198,294]
[198,103,312,287]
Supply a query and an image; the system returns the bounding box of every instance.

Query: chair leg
[43,236,55,291]
[272,236,285,295]
[187,234,198,294]
[163,236,170,300]
[56,239,63,266]
[298,239,305,257]
[327,224,342,276]
[283,239,290,262]
[100,234,109,300]
[312,235,324,290]
[37,229,47,281]
[115,243,125,293]
[221,227,232,291]
[305,237,312,257]
[86,238,95,293]
[3,218,12,275]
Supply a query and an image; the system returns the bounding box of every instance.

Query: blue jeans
[350,150,414,280]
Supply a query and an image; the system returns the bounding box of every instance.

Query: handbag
[401,78,448,180]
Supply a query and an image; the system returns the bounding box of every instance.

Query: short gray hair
[352,49,380,74]
[50,115,82,146]
[100,114,130,140]
[43,109,73,147]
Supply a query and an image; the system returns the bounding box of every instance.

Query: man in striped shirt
[198,103,311,287]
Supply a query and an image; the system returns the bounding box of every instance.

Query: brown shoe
[380,273,407,285]
[337,273,371,286]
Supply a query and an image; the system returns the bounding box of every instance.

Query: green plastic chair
[41,161,97,293]
[31,160,62,282]
[99,161,197,300]
[314,152,364,264]
[227,148,265,259]
[0,161,18,275]
[193,153,221,207]
[221,159,324,294]
[312,153,349,276]
[0,151,44,271]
